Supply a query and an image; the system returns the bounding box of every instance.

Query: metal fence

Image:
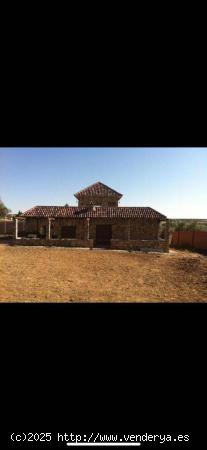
[171,230,207,250]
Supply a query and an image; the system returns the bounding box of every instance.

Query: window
[61,226,76,238]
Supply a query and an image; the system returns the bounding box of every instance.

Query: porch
[13,217,169,252]
[13,217,93,248]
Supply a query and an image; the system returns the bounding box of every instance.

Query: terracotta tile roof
[21,206,166,220]
[74,182,123,199]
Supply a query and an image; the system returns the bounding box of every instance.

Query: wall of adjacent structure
[0,220,14,235]
[0,219,24,235]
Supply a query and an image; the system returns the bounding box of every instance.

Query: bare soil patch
[0,245,206,302]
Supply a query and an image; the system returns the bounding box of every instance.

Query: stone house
[14,182,169,252]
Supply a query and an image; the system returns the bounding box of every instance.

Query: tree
[169,219,200,232]
[184,220,199,231]
[0,198,11,217]
[16,210,23,216]
[170,220,186,231]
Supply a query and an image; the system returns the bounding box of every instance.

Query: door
[96,224,112,246]
[61,226,76,238]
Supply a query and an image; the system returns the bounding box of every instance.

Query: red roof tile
[21,206,166,220]
[74,182,123,199]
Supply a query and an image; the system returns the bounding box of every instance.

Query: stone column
[165,219,170,252]
[157,221,161,240]
[15,218,18,239]
[51,218,55,239]
[165,219,169,241]
[87,218,90,240]
[128,220,131,241]
[127,220,131,251]
[46,218,51,240]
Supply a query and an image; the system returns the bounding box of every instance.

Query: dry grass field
[0,244,207,302]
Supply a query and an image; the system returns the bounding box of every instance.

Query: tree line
[159,219,207,233]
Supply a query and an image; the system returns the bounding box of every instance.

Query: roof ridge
[74,181,122,198]
[22,205,165,210]
[96,181,122,196]
[74,181,100,196]
[28,205,77,208]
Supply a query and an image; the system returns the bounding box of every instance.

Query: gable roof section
[74,182,123,199]
[21,206,166,220]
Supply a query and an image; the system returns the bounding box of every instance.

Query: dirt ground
[0,244,206,302]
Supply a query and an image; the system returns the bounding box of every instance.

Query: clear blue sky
[0,148,206,218]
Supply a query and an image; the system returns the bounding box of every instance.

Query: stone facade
[78,196,118,208]
[75,182,122,207]
[14,182,169,252]
[22,217,162,242]
[87,218,161,241]
[14,217,169,252]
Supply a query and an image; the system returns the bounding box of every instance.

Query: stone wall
[111,239,169,252]
[15,217,168,251]
[78,196,118,207]
[51,218,86,239]
[13,238,93,248]
[22,217,161,240]
[13,237,168,252]
[130,219,159,240]
[19,218,163,240]
[88,218,160,241]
